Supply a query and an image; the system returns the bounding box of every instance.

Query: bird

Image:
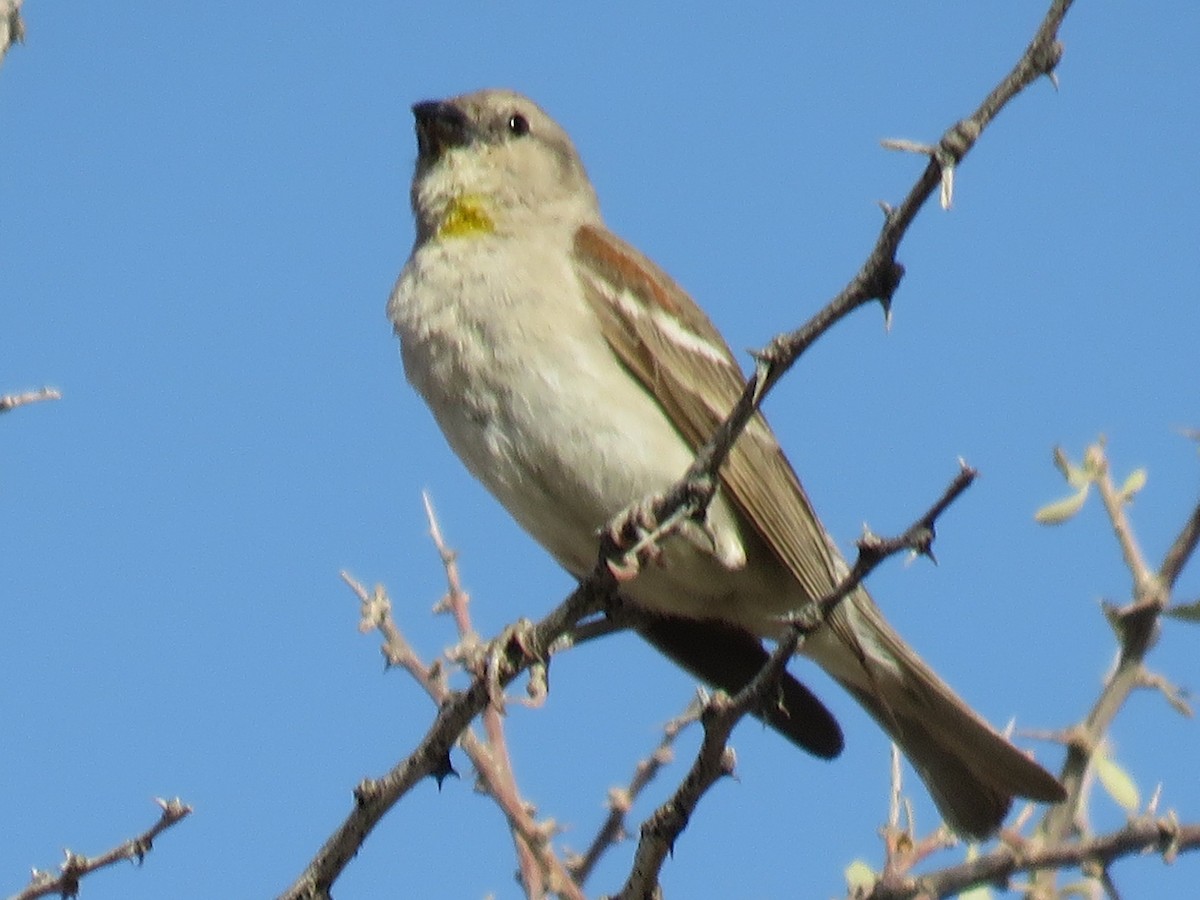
[387,87,1065,838]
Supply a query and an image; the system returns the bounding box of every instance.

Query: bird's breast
[389,236,703,572]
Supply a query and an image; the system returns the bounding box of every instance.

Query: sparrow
[387,88,1065,838]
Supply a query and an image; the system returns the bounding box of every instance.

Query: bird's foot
[450,618,540,712]
[604,497,669,581]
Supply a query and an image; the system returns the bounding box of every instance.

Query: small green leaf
[1164,598,1200,624]
[844,859,876,894]
[959,882,994,900]
[1034,487,1089,524]
[1066,465,1091,490]
[1120,468,1148,501]
[1095,751,1140,814]
[1052,445,1093,489]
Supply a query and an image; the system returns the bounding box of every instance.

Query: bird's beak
[412,100,473,160]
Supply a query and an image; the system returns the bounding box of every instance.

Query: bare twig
[1160,498,1200,592]
[342,501,585,900]
[861,817,1200,900]
[423,490,476,640]
[421,496,580,898]
[648,0,1071,559]
[284,1,1076,895]
[1039,444,1183,844]
[568,696,703,886]
[879,747,957,883]
[8,798,192,900]
[615,467,976,899]
[283,561,611,899]
[1026,440,1200,896]
[0,387,61,413]
[1090,445,1156,594]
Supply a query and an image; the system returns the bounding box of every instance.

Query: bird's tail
[808,589,1066,839]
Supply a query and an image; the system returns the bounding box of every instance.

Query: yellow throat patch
[437,195,495,239]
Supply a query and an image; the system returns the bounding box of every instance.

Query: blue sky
[3,3,1198,898]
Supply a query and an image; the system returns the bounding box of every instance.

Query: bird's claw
[604,498,668,581]
[447,620,538,712]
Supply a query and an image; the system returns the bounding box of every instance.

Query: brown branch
[281,561,613,899]
[568,696,703,886]
[615,466,976,900]
[1159,497,1200,592]
[343,563,583,900]
[420,495,581,899]
[861,817,1200,900]
[284,1,1075,894]
[609,0,1074,889]
[342,494,586,899]
[8,798,192,900]
[657,0,1070,541]
[1038,443,1183,849]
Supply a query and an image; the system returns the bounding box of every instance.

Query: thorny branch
[849,438,1199,900]
[863,818,1200,900]
[282,1,1091,897]
[9,799,192,900]
[615,467,977,900]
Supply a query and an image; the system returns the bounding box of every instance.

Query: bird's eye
[507,113,530,137]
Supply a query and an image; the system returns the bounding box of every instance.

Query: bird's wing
[573,223,855,635]
[572,223,1067,834]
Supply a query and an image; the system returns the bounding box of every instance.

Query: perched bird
[388,88,1065,838]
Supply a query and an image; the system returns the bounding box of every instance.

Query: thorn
[880,138,935,155]
[873,260,904,328]
[433,752,458,788]
[940,161,955,210]
[751,353,772,406]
